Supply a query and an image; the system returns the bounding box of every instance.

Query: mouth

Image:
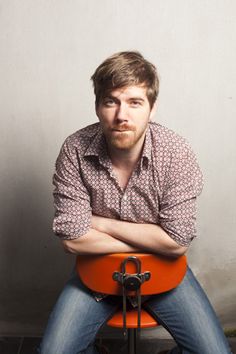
[111,127,134,132]
[112,129,130,132]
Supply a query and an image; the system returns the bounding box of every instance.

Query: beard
[110,131,136,150]
[105,124,146,150]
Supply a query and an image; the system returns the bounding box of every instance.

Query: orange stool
[76,253,187,354]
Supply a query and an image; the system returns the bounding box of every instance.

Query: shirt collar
[141,125,152,168]
[83,127,111,169]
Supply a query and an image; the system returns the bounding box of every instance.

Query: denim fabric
[144,267,232,354]
[39,267,231,354]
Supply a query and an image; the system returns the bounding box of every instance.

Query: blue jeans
[39,267,231,354]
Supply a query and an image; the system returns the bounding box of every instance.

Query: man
[40,52,231,353]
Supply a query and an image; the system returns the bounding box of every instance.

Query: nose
[115,103,128,122]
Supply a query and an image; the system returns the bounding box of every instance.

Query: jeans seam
[143,303,181,352]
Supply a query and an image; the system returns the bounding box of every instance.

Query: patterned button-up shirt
[53,122,203,247]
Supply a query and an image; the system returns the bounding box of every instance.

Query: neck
[107,136,145,170]
[110,150,139,170]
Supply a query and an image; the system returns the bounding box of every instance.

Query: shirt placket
[120,169,139,220]
[120,190,129,219]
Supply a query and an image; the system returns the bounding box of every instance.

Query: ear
[149,101,157,121]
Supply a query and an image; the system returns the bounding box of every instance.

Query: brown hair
[91,51,159,108]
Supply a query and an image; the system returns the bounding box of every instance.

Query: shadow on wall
[0,163,74,336]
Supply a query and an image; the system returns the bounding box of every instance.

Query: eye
[130,100,142,107]
[103,98,116,107]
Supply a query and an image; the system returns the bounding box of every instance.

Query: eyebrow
[128,97,145,102]
[103,95,145,102]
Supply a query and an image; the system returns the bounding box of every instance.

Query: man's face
[96,85,156,151]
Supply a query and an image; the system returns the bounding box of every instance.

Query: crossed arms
[63,215,188,258]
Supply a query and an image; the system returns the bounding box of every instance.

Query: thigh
[144,267,231,354]
[40,270,119,354]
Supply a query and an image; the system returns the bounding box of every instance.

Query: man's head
[91,51,159,109]
[91,51,159,152]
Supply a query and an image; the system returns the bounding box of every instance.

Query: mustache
[111,124,135,131]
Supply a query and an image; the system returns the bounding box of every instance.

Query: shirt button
[123,194,127,201]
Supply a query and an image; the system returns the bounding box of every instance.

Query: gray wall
[0,0,235,336]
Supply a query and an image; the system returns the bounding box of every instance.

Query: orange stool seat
[76,253,187,295]
[107,308,158,328]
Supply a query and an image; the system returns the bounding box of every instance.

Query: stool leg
[128,328,137,354]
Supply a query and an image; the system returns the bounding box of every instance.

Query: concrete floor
[0,337,235,354]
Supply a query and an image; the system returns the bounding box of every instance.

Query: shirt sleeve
[158,140,203,247]
[52,137,92,240]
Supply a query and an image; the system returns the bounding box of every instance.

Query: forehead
[107,85,148,100]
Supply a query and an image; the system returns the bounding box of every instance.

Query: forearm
[62,228,141,255]
[92,216,188,257]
